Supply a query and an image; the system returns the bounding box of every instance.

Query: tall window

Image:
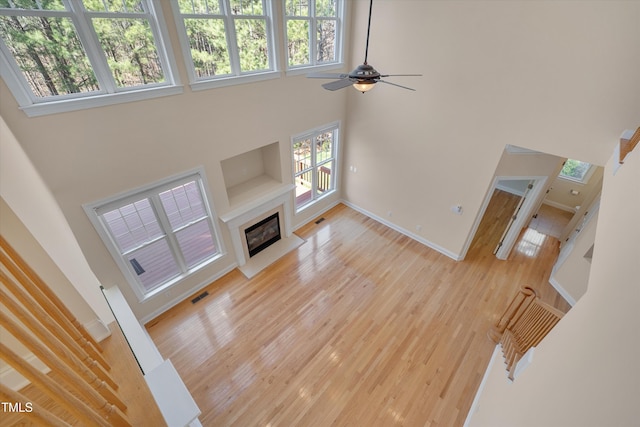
[85,171,223,300]
[284,0,343,70]
[293,123,338,210]
[173,0,276,87]
[559,159,593,183]
[0,0,178,115]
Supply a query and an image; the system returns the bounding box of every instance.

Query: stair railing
[489,285,564,380]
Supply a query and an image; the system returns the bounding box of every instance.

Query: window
[293,122,338,210]
[559,159,593,183]
[0,0,180,116]
[173,0,278,89]
[284,0,343,71]
[85,171,223,300]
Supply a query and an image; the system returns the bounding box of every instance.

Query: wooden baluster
[488,285,537,342]
[0,235,103,352]
[0,342,112,427]
[0,307,126,412]
[0,236,104,354]
[0,277,117,391]
[0,248,109,371]
[0,313,130,425]
[0,383,69,427]
[498,296,564,380]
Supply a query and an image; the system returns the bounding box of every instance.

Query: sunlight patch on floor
[515,228,547,257]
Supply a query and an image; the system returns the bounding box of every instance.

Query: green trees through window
[0,0,344,113]
[560,159,592,183]
[285,0,340,68]
[0,0,166,99]
[176,0,272,81]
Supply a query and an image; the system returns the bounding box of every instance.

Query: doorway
[461,175,548,260]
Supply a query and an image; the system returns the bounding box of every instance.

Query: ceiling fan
[308,0,421,93]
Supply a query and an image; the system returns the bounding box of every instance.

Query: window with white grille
[172,0,278,89]
[284,0,344,71]
[85,170,223,299]
[292,122,339,211]
[0,0,180,116]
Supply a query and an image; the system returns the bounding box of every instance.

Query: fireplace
[219,182,304,278]
[245,213,281,258]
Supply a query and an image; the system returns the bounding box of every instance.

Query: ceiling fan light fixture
[353,81,375,93]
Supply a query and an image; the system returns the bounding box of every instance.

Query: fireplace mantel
[220,177,294,224]
[219,181,300,276]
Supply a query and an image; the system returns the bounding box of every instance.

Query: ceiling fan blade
[322,79,355,91]
[307,73,349,79]
[379,74,423,77]
[378,79,416,91]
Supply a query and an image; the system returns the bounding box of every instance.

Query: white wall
[342,0,640,257]
[467,137,640,427]
[545,166,604,212]
[0,115,112,331]
[0,4,349,321]
[0,0,637,326]
[550,208,598,304]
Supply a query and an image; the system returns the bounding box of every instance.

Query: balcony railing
[295,161,332,206]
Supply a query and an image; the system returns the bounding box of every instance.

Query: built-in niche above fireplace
[221,141,282,210]
[218,142,304,278]
[245,212,281,258]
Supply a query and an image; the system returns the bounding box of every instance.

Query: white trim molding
[341,200,461,261]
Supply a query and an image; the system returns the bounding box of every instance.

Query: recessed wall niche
[221,141,283,210]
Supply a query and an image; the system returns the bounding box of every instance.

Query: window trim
[283,0,345,74]
[0,0,183,117]
[292,121,340,212]
[83,167,225,302]
[171,0,281,91]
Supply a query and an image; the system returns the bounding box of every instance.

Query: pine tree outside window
[172,0,279,90]
[0,0,180,116]
[284,0,343,72]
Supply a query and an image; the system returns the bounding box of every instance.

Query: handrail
[489,286,564,380]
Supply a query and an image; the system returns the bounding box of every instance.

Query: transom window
[559,159,593,183]
[85,171,223,300]
[284,0,343,70]
[173,0,277,88]
[293,122,339,210]
[0,0,179,115]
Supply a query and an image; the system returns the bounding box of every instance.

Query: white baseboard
[140,263,238,325]
[542,199,576,213]
[548,276,577,306]
[340,200,461,261]
[293,199,342,232]
[0,353,51,391]
[495,183,526,197]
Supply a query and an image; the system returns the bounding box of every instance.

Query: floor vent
[191,291,209,304]
[315,217,325,224]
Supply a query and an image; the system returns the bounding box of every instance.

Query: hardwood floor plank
[146,202,569,426]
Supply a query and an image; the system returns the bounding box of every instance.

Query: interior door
[494,181,534,255]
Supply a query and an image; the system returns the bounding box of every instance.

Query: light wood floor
[147,200,570,426]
